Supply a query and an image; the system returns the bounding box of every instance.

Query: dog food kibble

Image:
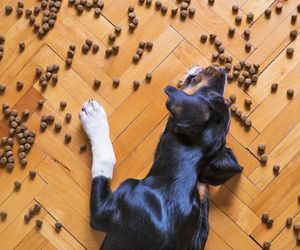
[260,154,268,163]
[261,212,269,223]
[0,84,6,93]
[188,7,196,17]
[235,109,242,117]
[33,204,41,213]
[291,14,297,24]
[225,63,232,71]
[40,122,47,131]
[232,5,239,13]
[16,81,24,90]
[60,101,67,110]
[93,79,101,89]
[273,164,280,174]
[24,214,31,223]
[271,83,278,92]
[247,12,254,22]
[243,28,251,38]
[264,8,272,17]
[14,181,21,191]
[5,5,13,15]
[180,10,188,19]
[266,218,274,228]
[294,224,300,231]
[161,5,167,14]
[262,241,271,249]
[245,42,252,51]
[290,30,297,40]
[244,98,252,107]
[286,217,293,226]
[0,211,7,221]
[54,123,62,132]
[65,113,72,122]
[29,170,36,179]
[113,78,120,87]
[258,143,266,152]
[171,7,178,16]
[64,134,72,143]
[55,222,63,232]
[200,34,208,43]
[229,94,236,103]
[155,0,162,9]
[275,3,283,13]
[230,104,237,112]
[286,47,294,57]
[235,15,242,24]
[128,5,134,12]
[36,219,43,229]
[80,143,87,152]
[244,118,252,127]
[228,27,235,37]
[145,72,152,82]
[287,88,294,98]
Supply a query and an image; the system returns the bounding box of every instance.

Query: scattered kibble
[286,217,293,227]
[55,222,63,232]
[0,211,7,221]
[80,143,87,152]
[273,164,280,174]
[14,181,21,191]
[287,88,294,98]
[29,170,36,179]
[36,219,43,229]
[262,241,271,249]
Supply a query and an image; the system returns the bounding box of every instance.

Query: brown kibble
[208,0,214,5]
[271,83,278,92]
[29,170,36,179]
[93,79,101,89]
[0,211,7,221]
[286,217,293,227]
[19,42,25,51]
[108,34,116,43]
[155,0,162,9]
[20,158,28,167]
[246,12,254,22]
[65,58,72,66]
[54,123,62,132]
[145,72,152,81]
[244,98,252,107]
[245,42,252,51]
[243,28,251,38]
[258,143,266,152]
[113,78,120,87]
[200,34,208,42]
[14,181,21,191]
[230,104,237,112]
[211,51,219,61]
[227,73,234,81]
[40,121,47,131]
[287,88,294,98]
[0,84,6,93]
[180,9,188,19]
[65,113,72,122]
[262,241,271,249]
[235,109,242,117]
[5,5,13,15]
[16,81,24,91]
[273,164,280,174]
[24,214,31,223]
[244,118,252,127]
[290,29,297,40]
[161,5,167,14]
[286,47,294,57]
[115,25,122,34]
[80,143,87,152]
[133,80,140,91]
[133,54,140,62]
[55,222,63,232]
[181,2,189,10]
[112,45,119,54]
[265,8,272,17]
[294,224,300,231]
[266,218,274,228]
[136,48,144,56]
[128,5,134,12]
[235,15,242,24]
[188,7,196,17]
[260,154,268,164]
[171,7,178,16]
[85,38,93,47]
[229,94,236,103]
[291,14,297,24]
[34,204,41,213]
[275,3,283,13]
[232,5,239,13]
[60,100,67,110]
[64,134,72,143]
[261,212,269,223]
[228,27,235,37]
[36,219,43,229]
[225,63,232,71]
[82,44,89,54]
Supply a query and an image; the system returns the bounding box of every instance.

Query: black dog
[81,66,243,250]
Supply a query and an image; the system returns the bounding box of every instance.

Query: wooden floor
[1,0,300,249]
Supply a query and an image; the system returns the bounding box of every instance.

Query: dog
[79,65,243,250]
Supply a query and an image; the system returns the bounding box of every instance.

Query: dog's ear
[164,85,185,117]
[199,147,243,186]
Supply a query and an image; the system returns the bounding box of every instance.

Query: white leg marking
[80,100,116,179]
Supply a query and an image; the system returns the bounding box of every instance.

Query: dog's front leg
[80,99,116,179]
[80,100,117,232]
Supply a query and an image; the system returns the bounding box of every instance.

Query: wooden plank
[36,186,105,250]
[249,121,300,190]
[250,151,300,245]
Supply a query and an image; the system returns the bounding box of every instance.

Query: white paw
[80,99,109,141]
[80,100,116,179]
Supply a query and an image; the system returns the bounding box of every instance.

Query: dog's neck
[145,122,203,189]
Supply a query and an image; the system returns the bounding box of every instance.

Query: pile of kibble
[1,0,300,245]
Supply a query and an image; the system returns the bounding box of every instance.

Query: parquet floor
[0,0,300,249]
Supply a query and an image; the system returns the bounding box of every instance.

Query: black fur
[90,67,243,250]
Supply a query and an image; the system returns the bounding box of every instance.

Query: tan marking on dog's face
[181,66,223,95]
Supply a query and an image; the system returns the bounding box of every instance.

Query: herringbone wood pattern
[1,0,300,249]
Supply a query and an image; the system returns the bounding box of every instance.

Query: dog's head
[165,65,243,185]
